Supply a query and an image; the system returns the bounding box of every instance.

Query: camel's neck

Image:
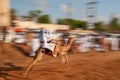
[57,43,62,48]
[66,38,74,48]
[55,41,62,48]
[55,38,74,51]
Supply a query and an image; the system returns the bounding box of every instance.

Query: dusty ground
[0,41,120,80]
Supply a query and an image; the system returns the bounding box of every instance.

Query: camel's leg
[35,48,45,61]
[61,56,65,63]
[60,52,66,63]
[65,53,68,63]
[60,52,68,63]
[24,48,45,76]
[24,59,39,76]
[52,46,58,57]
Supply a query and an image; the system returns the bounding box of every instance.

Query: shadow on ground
[12,44,30,57]
[0,62,26,80]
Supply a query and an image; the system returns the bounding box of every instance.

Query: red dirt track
[0,41,120,80]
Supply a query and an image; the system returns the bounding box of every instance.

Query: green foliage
[28,10,41,21]
[57,19,67,25]
[57,18,87,29]
[71,20,87,29]
[38,15,51,23]
[10,9,17,20]
[107,17,120,32]
[94,21,105,31]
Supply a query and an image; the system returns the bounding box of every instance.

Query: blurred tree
[10,9,17,21]
[28,10,41,22]
[10,9,17,27]
[57,19,66,24]
[107,17,120,32]
[71,20,87,29]
[94,21,105,31]
[57,18,69,25]
[38,15,51,23]
[57,18,87,29]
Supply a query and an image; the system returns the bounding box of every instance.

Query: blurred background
[0,0,120,53]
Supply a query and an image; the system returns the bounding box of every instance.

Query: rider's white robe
[39,30,55,51]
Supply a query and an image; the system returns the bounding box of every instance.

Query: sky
[10,0,120,23]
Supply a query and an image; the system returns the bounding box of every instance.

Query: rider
[38,29,56,56]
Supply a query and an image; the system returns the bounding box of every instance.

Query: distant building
[12,20,70,32]
[0,0,10,27]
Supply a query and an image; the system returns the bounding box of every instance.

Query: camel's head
[53,38,62,45]
[69,37,75,42]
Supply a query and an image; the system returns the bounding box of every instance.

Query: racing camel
[24,37,75,76]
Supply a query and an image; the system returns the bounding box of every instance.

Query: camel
[24,37,75,76]
[54,37,75,63]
